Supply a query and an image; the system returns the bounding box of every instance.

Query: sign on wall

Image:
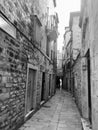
[0,14,16,38]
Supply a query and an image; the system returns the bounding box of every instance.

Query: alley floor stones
[18,90,82,130]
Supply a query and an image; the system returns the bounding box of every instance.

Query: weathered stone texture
[0,0,48,51]
[0,29,27,130]
[73,56,82,113]
[80,0,98,129]
[72,16,81,59]
[0,0,57,129]
[91,0,98,128]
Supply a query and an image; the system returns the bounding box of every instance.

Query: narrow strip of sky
[56,0,81,51]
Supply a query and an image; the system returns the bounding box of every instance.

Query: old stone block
[4,125,10,130]
[0,83,6,88]
[6,83,12,87]
[0,112,9,122]
[0,92,10,101]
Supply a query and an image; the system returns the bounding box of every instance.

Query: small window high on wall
[0,14,16,38]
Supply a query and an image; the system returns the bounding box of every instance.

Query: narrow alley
[1,0,98,130]
[19,90,82,130]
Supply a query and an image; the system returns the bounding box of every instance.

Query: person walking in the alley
[60,78,62,91]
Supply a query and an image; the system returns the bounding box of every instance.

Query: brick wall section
[0,27,47,130]
[0,0,48,53]
[0,0,57,130]
[0,29,27,130]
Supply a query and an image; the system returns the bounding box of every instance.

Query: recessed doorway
[86,49,92,124]
[25,64,38,118]
[41,72,45,102]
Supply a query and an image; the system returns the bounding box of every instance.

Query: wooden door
[26,68,36,115]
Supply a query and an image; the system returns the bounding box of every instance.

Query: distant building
[69,12,82,112]
[69,12,81,60]
[62,26,72,91]
[57,50,63,77]
[62,12,81,92]
[62,0,98,129]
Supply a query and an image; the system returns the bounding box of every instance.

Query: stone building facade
[72,55,82,114]
[69,12,82,113]
[80,0,98,129]
[63,0,98,129]
[62,27,72,91]
[0,0,58,130]
[69,12,81,60]
[62,12,82,105]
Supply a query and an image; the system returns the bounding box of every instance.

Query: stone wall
[0,29,27,130]
[69,11,82,117]
[80,0,98,129]
[0,0,48,53]
[70,12,81,60]
[0,0,57,130]
[89,0,98,129]
[73,55,82,113]
[0,26,47,130]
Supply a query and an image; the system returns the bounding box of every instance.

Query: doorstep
[25,109,35,121]
[48,95,51,98]
[81,118,92,130]
[40,100,45,105]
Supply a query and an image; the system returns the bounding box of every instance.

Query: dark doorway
[66,78,68,91]
[41,72,45,101]
[56,76,60,89]
[72,76,75,97]
[25,68,36,115]
[86,49,92,123]
[49,74,51,96]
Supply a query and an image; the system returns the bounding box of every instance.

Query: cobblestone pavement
[19,90,82,130]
